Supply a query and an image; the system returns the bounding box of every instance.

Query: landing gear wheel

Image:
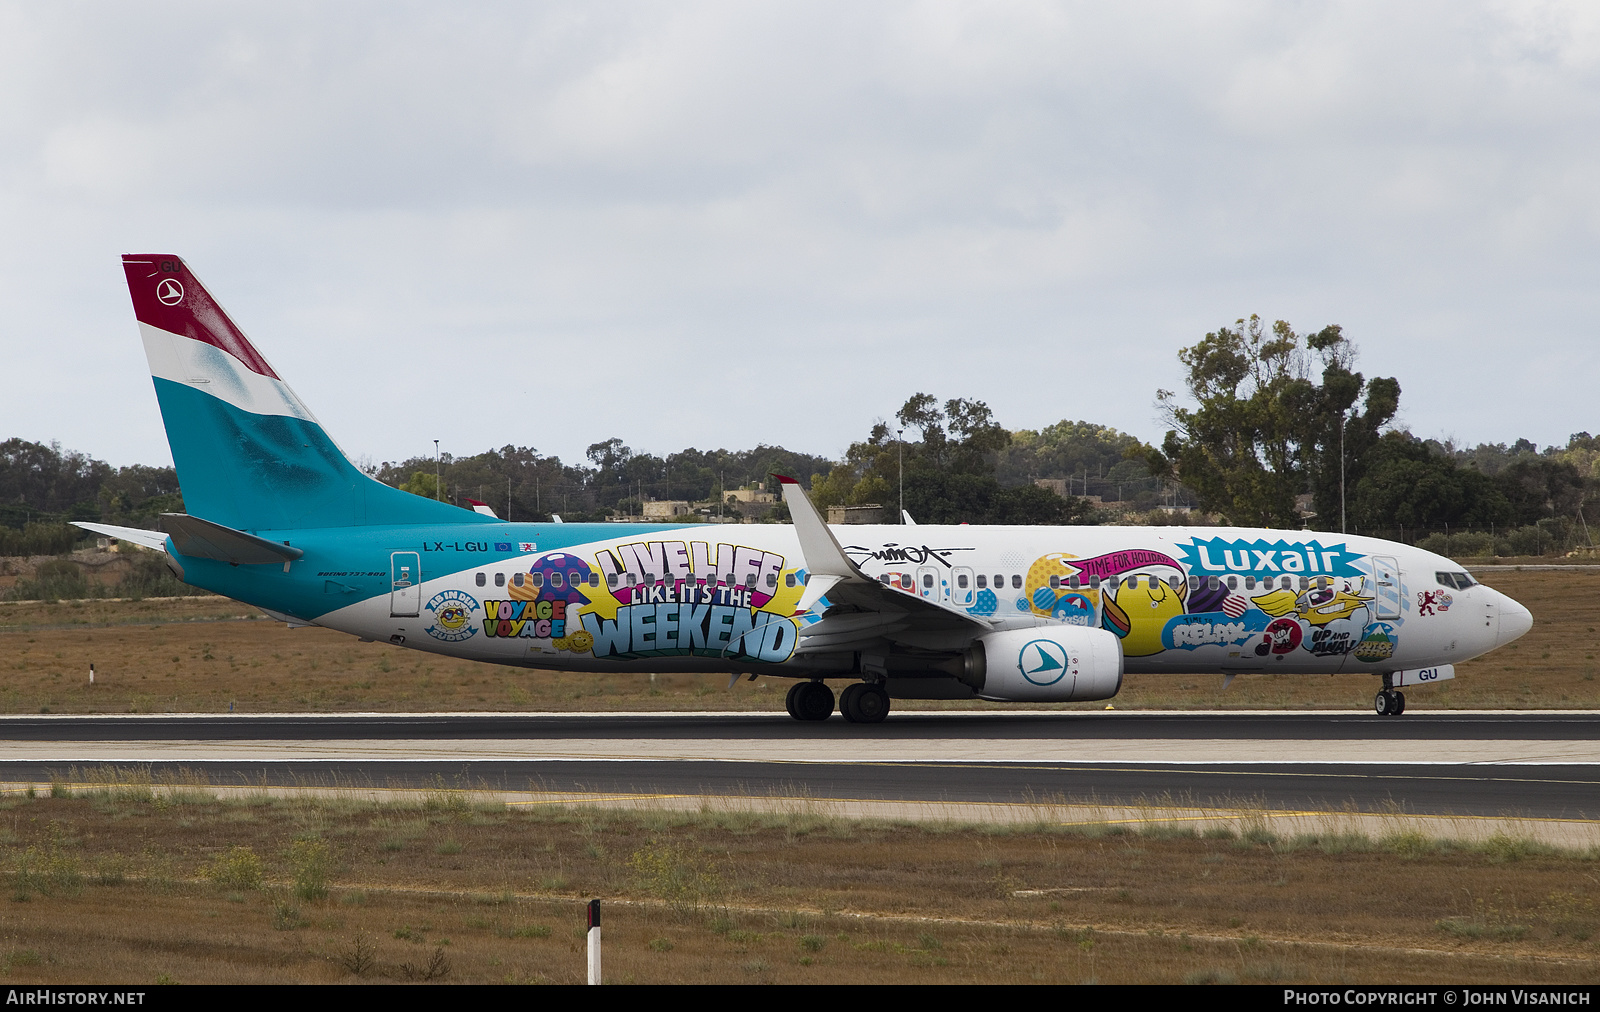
[785,681,805,719]
[1373,690,1391,716]
[839,682,890,724]
[1392,690,1406,715]
[792,681,835,722]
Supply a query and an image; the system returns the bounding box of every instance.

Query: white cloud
[1,0,1597,471]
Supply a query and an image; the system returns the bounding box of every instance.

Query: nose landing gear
[1373,688,1406,716]
[785,680,835,721]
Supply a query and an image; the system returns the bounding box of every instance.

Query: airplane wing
[774,476,995,658]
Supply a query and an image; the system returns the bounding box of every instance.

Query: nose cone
[1497,590,1533,646]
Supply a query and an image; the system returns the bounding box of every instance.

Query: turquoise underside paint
[172,521,699,621]
[153,377,503,532]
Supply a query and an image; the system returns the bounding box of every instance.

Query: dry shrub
[627,840,723,919]
[288,838,330,901]
[204,845,264,891]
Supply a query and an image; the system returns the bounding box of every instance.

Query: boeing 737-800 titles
[76,255,1534,723]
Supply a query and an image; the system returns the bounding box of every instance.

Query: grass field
[0,569,1593,714]
[0,778,1592,984]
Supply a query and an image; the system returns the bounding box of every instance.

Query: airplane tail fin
[122,254,496,532]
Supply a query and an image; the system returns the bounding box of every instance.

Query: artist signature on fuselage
[842,543,974,568]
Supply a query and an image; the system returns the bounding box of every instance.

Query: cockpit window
[1436,571,1475,590]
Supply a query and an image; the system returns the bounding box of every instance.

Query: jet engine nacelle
[974,626,1124,702]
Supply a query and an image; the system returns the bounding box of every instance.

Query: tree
[812,393,1093,524]
[1348,433,1513,529]
[1298,326,1400,528]
[1150,316,1397,529]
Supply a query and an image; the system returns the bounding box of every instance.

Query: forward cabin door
[390,552,422,617]
[1371,555,1402,620]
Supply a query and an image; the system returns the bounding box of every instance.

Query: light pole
[897,427,905,524]
[1338,409,1346,535]
[433,439,441,502]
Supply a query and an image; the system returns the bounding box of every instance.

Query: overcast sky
[3,1,1598,470]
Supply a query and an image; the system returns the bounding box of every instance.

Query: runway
[1,710,1597,823]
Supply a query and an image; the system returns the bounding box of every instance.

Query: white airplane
[78,255,1534,723]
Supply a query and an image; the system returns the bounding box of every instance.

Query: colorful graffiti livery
[535,538,811,663]
[482,599,567,639]
[424,590,478,643]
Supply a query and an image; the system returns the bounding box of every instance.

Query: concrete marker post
[586,898,601,984]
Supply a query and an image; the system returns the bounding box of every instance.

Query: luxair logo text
[1176,537,1363,579]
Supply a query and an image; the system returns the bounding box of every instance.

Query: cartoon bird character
[1101,572,1188,657]
[1250,577,1372,627]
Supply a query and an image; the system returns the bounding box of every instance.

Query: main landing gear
[839,682,890,724]
[784,681,891,723]
[1374,688,1406,716]
[785,680,835,722]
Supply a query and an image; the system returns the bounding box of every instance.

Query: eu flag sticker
[494,542,512,552]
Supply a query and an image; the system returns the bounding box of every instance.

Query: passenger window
[627,573,638,587]
[589,574,600,587]
[976,574,987,589]
[1068,576,1080,590]
[1012,575,1022,589]
[766,573,777,588]
[922,573,934,589]
[1188,575,1199,591]
[512,572,525,588]
[786,573,796,588]
[475,572,485,587]
[1244,576,1256,590]
[1050,575,1060,590]
[1299,577,1309,591]
[1207,576,1219,591]
[879,574,890,585]
[495,572,505,587]
[957,574,969,589]
[1225,575,1237,590]
[1089,575,1101,589]
[607,573,619,588]
[549,572,563,588]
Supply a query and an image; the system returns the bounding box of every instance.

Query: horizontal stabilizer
[159,514,305,566]
[70,522,170,553]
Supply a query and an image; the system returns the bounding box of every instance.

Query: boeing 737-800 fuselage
[77,255,1533,724]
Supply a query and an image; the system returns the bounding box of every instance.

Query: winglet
[466,499,499,518]
[774,475,861,587]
